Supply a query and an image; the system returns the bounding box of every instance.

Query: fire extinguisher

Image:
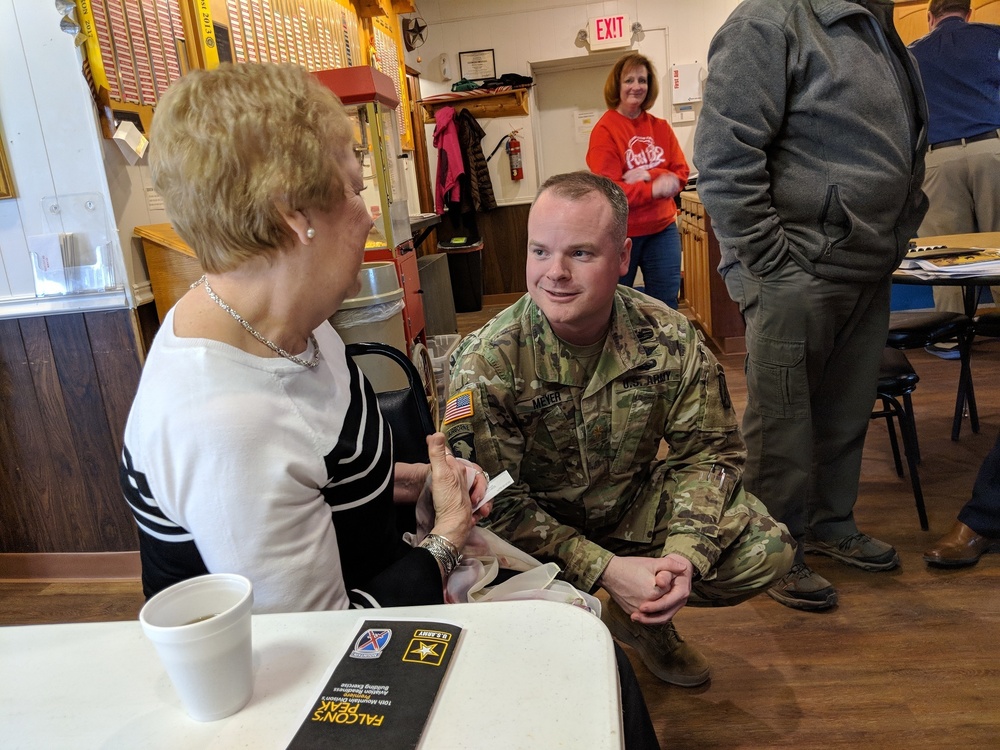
[506,132,524,181]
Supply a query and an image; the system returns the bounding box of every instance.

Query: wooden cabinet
[678,191,745,354]
[363,242,426,350]
[134,224,202,323]
[894,1,931,44]
[395,244,426,347]
[894,0,1000,44]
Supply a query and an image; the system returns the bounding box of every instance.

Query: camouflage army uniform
[445,286,793,601]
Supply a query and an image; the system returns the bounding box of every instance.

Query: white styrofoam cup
[139,573,254,722]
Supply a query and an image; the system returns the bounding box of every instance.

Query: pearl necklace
[194,275,321,368]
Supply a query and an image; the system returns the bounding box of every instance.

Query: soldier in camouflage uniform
[443,172,794,687]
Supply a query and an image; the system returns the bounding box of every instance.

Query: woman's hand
[455,458,491,521]
[393,462,430,505]
[426,433,476,550]
[411,445,492,541]
[651,173,682,200]
[622,167,652,184]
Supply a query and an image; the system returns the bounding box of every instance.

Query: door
[406,68,434,216]
[531,51,623,183]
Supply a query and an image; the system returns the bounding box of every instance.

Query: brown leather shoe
[923,520,999,567]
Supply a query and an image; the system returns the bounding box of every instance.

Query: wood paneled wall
[0,310,142,554]
[895,0,1000,44]
[478,203,531,296]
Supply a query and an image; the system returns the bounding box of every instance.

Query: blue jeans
[620,222,681,309]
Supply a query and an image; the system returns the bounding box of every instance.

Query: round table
[897,231,1000,316]
[892,270,1000,317]
[890,269,1000,440]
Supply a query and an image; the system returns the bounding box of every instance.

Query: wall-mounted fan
[403,17,427,51]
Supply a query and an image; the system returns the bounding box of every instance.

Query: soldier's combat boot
[602,598,710,687]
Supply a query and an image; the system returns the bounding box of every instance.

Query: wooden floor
[3,302,999,748]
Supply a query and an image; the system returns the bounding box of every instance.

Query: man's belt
[928,129,1000,152]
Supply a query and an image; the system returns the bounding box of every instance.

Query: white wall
[406,0,740,203]
[0,0,157,311]
[102,141,168,304]
[0,0,737,307]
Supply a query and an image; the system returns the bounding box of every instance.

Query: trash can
[330,262,408,392]
[439,237,484,313]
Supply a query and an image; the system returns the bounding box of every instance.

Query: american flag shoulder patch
[443,389,474,425]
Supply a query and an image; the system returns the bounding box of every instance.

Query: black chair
[973,310,1000,339]
[966,310,1000,402]
[886,311,976,441]
[344,341,436,464]
[345,342,437,532]
[871,347,927,530]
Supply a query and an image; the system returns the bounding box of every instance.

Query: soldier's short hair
[536,172,629,246]
[928,0,970,18]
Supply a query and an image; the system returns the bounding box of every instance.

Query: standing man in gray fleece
[693,0,928,611]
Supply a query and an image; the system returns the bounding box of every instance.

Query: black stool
[871,347,927,530]
[973,310,1000,339]
[887,311,976,441]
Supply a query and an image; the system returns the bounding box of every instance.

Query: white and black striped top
[120,312,440,612]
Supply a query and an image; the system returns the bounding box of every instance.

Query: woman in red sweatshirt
[587,53,689,309]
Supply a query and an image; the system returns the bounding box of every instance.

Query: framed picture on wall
[0,138,13,199]
[459,49,496,81]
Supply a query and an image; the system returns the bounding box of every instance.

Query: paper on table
[913,248,1000,274]
[286,619,463,750]
[905,243,952,259]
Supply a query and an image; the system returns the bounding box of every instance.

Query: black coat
[455,108,497,213]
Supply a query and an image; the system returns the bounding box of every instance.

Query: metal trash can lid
[337,262,404,310]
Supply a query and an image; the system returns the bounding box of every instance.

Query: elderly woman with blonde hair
[120,63,487,613]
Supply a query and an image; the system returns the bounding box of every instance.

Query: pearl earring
[306,227,316,239]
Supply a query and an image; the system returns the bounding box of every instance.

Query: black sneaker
[766,562,838,611]
[803,532,900,571]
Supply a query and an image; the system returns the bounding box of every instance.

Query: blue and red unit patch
[351,628,392,659]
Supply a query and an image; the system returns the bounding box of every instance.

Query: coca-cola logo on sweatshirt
[625,136,664,171]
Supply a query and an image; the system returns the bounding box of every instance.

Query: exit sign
[588,14,631,51]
